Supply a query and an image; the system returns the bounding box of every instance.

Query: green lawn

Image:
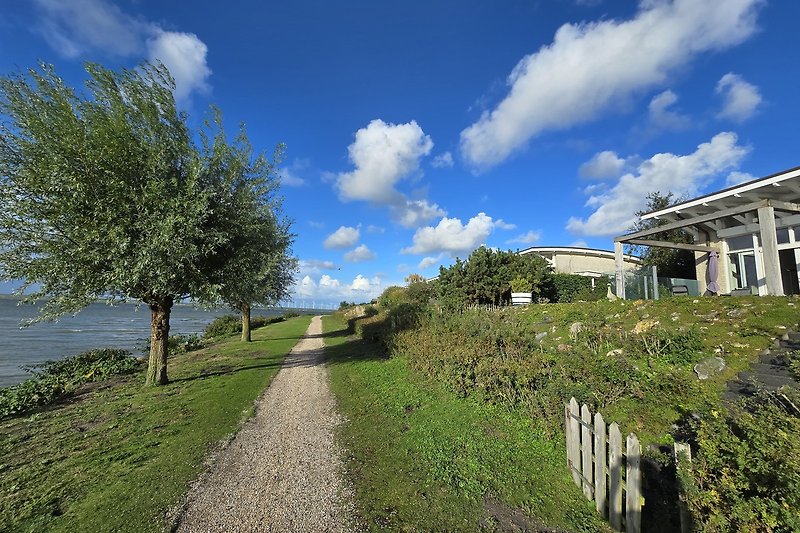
[0,315,311,533]
[322,313,606,532]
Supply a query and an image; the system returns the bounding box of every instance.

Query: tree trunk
[241,302,251,342]
[146,296,173,386]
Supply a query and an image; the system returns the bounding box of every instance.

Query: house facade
[614,165,800,298]
[519,246,641,284]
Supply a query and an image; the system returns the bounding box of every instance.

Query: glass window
[777,227,790,244]
[727,234,755,251]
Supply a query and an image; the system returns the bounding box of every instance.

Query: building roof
[642,165,800,221]
[518,246,642,263]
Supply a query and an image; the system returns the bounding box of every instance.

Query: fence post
[581,404,593,499]
[568,398,581,486]
[608,423,623,531]
[594,412,607,518]
[673,442,693,533]
[652,265,659,300]
[626,434,642,533]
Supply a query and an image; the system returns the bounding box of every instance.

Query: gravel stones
[176,316,355,532]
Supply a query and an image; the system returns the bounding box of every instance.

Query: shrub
[682,397,800,532]
[0,348,138,418]
[202,315,241,339]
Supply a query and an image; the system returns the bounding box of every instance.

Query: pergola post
[758,205,784,295]
[614,241,625,299]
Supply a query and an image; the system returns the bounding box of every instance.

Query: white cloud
[337,119,433,203]
[308,220,325,229]
[716,73,762,122]
[293,273,386,303]
[344,244,376,263]
[460,0,763,169]
[366,225,385,234]
[297,259,338,277]
[278,159,310,187]
[648,90,690,130]
[335,119,443,227]
[495,219,517,230]
[146,31,211,103]
[431,152,454,168]
[323,226,360,249]
[570,240,589,248]
[33,0,212,104]
[34,0,145,58]
[726,171,755,186]
[567,132,750,236]
[419,256,444,270]
[390,199,447,228]
[403,213,496,256]
[580,150,627,179]
[507,230,542,245]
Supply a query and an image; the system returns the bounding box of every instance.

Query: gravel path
[176,316,355,532]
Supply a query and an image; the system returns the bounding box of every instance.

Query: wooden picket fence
[565,397,642,532]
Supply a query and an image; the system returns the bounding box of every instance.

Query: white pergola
[613,165,800,298]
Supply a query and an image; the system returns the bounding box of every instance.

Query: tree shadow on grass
[322,316,389,366]
[169,361,284,384]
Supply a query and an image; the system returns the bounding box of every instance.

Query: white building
[614,165,800,297]
[518,246,641,284]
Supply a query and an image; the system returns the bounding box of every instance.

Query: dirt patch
[480,498,571,533]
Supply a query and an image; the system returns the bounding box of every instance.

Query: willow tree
[199,117,296,342]
[0,62,230,385]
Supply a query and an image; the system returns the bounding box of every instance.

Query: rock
[727,308,747,318]
[569,322,584,338]
[671,312,680,322]
[694,356,727,380]
[535,332,548,342]
[557,343,571,352]
[633,319,660,334]
[606,348,624,357]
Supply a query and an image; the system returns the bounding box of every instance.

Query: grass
[322,313,607,532]
[0,315,311,533]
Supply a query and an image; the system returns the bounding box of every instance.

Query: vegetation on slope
[344,290,800,531]
[0,315,311,533]
[323,312,608,532]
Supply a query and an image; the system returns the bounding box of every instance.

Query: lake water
[0,297,290,387]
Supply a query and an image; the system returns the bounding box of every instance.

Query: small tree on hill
[630,192,696,279]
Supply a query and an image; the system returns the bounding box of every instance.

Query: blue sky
[1,0,799,306]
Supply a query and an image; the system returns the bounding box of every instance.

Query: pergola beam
[625,239,717,252]
[617,200,767,242]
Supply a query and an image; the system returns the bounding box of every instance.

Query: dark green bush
[0,348,138,418]
[682,397,800,532]
[545,274,608,303]
[202,315,241,339]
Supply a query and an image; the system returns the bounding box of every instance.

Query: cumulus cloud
[34,0,144,57]
[390,199,447,228]
[460,0,763,169]
[495,219,517,230]
[294,273,385,303]
[324,226,360,249]
[579,150,628,179]
[33,0,211,103]
[507,230,542,245]
[336,120,444,227]
[648,90,690,130]
[419,255,444,270]
[277,159,310,187]
[716,73,762,122]
[344,244,376,263]
[403,213,497,256]
[146,31,211,103]
[431,152,454,168]
[567,132,750,236]
[337,119,433,203]
[297,259,338,277]
[726,171,755,186]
